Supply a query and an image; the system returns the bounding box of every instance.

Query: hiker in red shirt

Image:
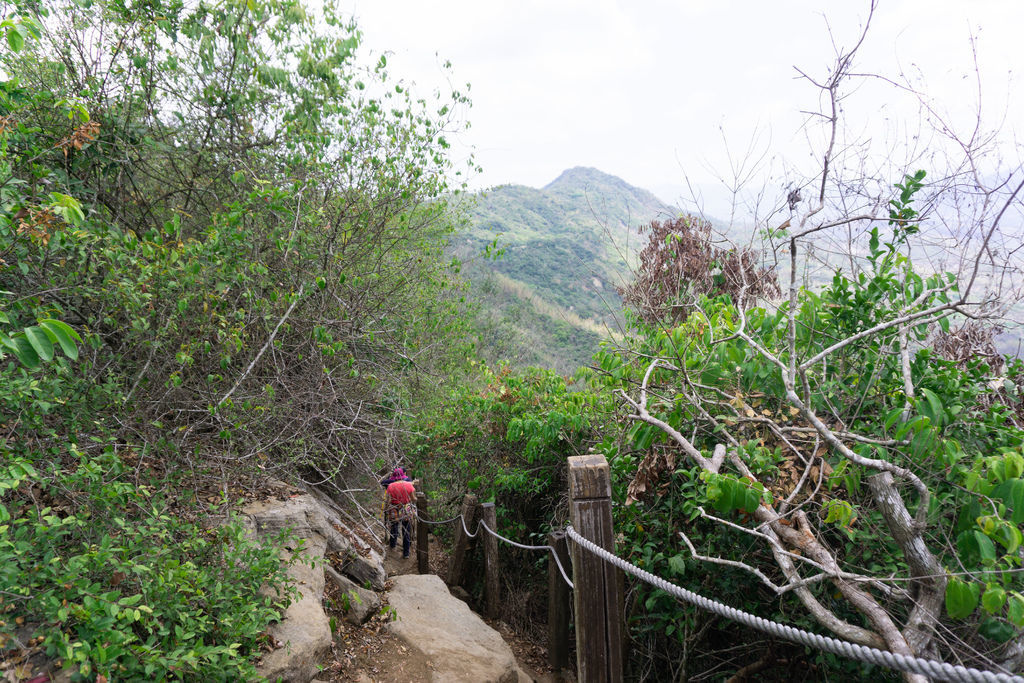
[385,477,416,558]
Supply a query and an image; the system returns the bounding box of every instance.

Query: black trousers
[389,518,411,556]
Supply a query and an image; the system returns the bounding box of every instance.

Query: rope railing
[413,507,574,588]
[565,524,1024,683]
[406,473,1021,683]
[415,512,463,526]
[479,519,574,589]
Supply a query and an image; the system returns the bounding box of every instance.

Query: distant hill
[457,169,1024,370]
[455,167,679,373]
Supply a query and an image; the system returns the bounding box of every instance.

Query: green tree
[0,0,476,677]
[600,23,1024,683]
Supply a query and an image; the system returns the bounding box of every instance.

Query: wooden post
[547,530,571,671]
[568,454,623,683]
[480,502,501,619]
[416,491,429,574]
[447,493,479,588]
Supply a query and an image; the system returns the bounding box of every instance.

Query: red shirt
[387,480,415,506]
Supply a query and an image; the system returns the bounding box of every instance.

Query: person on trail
[385,477,416,558]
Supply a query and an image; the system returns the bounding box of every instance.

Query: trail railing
[413,455,1024,683]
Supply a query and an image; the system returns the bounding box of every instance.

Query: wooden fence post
[448,493,479,588]
[416,491,429,574]
[568,454,623,683]
[480,502,501,619]
[547,530,571,671]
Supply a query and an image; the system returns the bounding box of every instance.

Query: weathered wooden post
[568,454,623,683]
[416,491,429,574]
[547,530,571,671]
[480,502,501,619]
[447,493,479,588]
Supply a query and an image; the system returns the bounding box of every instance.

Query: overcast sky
[340,1,1023,218]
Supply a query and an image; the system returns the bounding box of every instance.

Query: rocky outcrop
[218,490,526,683]
[387,574,522,683]
[306,486,388,590]
[241,494,386,589]
[234,492,387,682]
[325,565,381,625]
[256,532,330,683]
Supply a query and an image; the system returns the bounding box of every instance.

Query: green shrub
[0,450,297,682]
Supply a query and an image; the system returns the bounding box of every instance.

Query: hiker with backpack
[382,467,416,558]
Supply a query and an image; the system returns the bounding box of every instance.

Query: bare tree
[614,3,1024,680]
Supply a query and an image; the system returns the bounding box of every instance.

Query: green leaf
[47,192,85,224]
[711,481,733,514]
[994,479,1024,524]
[975,530,997,565]
[22,16,41,39]
[39,319,80,360]
[956,500,983,534]
[823,499,855,527]
[982,584,1007,614]
[632,424,658,451]
[24,325,54,361]
[6,26,24,52]
[1008,593,1024,627]
[994,523,1022,554]
[743,487,761,513]
[956,529,980,563]
[978,618,1015,643]
[921,387,943,427]
[1007,454,1024,480]
[883,406,904,431]
[3,333,40,369]
[946,577,980,619]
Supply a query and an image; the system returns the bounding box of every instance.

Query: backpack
[384,479,415,523]
[385,500,415,523]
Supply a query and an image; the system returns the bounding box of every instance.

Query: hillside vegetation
[457,167,675,372]
[5,1,1024,682]
[1,0,473,678]
[410,31,1024,683]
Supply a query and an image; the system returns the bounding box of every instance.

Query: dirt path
[382,548,418,578]
[316,537,442,682]
[317,531,564,682]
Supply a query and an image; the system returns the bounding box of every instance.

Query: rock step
[235,490,531,682]
[387,574,530,683]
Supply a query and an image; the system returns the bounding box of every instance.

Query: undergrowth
[1,449,298,681]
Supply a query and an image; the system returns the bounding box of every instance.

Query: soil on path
[317,532,564,682]
[317,536,449,682]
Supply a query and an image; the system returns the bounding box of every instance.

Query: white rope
[479,520,574,589]
[415,512,463,526]
[459,513,480,539]
[565,525,1024,683]
[411,507,575,588]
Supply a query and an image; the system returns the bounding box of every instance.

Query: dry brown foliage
[933,320,1004,375]
[619,215,779,326]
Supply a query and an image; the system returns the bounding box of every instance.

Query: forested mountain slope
[457,167,678,372]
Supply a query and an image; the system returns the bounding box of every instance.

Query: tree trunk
[869,472,945,659]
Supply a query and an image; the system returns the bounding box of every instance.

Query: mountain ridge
[459,167,679,372]
[544,166,673,220]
